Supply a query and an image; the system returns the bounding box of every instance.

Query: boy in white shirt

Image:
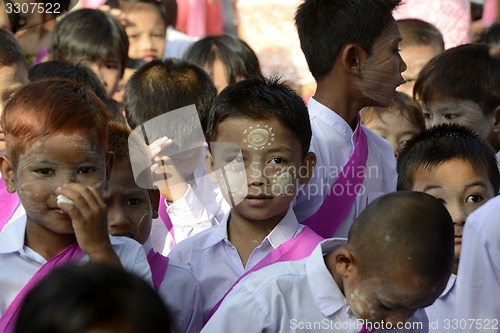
[397,124,499,331]
[293,0,407,238]
[124,58,230,255]
[202,191,454,333]
[0,79,151,331]
[168,76,322,322]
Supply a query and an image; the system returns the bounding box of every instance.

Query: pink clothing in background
[176,0,224,37]
[393,0,472,48]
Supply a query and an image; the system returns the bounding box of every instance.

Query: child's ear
[341,43,367,74]
[298,152,316,185]
[334,247,356,277]
[148,189,161,219]
[0,155,17,193]
[493,106,500,132]
[204,150,218,184]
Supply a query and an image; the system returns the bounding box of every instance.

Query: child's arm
[56,183,122,268]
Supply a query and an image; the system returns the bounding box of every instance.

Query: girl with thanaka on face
[168,76,322,322]
[396,124,499,331]
[413,43,500,160]
[361,92,425,158]
[202,191,455,333]
[105,122,203,333]
[293,0,407,238]
[183,34,262,93]
[395,19,444,97]
[48,8,129,97]
[0,79,152,333]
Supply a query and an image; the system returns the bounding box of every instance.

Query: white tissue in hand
[57,194,74,205]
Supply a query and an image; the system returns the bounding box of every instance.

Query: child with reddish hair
[0,79,151,333]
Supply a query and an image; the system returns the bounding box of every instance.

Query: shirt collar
[201,206,301,250]
[0,214,26,253]
[309,97,362,142]
[306,238,349,317]
[441,273,457,297]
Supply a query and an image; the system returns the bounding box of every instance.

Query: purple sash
[0,180,20,232]
[0,243,84,333]
[359,324,374,333]
[158,195,176,246]
[303,124,368,238]
[147,248,170,290]
[206,226,323,323]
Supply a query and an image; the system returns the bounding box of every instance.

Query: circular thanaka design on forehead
[271,169,295,196]
[243,125,275,150]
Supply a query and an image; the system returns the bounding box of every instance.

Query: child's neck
[25,219,77,260]
[227,211,286,268]
[315,81,361,130]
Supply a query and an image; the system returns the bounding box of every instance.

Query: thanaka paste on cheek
[271,168,295,196]
[355,23,401,107]
[243,125,275,150]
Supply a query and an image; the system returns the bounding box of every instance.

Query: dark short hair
[48,9,129,77]
[0,27,27,69]
[479,19,500,46]
[29,60,107,102]
[397,19,445,50]
[205,76,312,158]
[183,34,262,85]
[124,58,216,132]
[15,263,173,333]
[295,0,401,81]
[414,43,500,117]
[397,124,500,193]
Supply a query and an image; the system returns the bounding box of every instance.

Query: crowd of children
[1,0,500,332]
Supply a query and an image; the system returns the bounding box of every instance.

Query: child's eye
[465,195,483,204]
[444,114,458,120]
[423,112,433,120]
[127,198,141,206]
[227,156,244,164]
[77,166,96,174]
[34,168,53,175]
[269,157,286,164]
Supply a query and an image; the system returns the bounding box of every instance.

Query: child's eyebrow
[422,184,442,192]
[265,146,294,154]
[464,181,489,190]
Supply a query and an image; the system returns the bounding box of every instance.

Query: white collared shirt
[151,156,231,255]
[0,215,152,316]
[202,238,429,333]
[456,196,500,331]
[167,207,303,320]
[293,98,397,238]
[143,239,203,333]
[425,274,456,332]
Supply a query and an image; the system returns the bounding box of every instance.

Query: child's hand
[148,137,189,202]
[56,183,122,267]
[491,46,500,58]
[99,4,131,27]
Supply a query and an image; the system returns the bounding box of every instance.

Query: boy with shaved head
[202,191,454,332]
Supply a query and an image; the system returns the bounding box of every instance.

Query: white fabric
[0,214,152,316]
[168,207,303,320]
[151,155,230,255]
[425,274,456,333]
[143,239,203,333]
[293,98,397,237]
[456,196,500,332]
[164,26,199,60]
[202,238,429,333]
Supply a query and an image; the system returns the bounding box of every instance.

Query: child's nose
[449,204,466,226]
[108,208,132,231]
[247,162,265,185]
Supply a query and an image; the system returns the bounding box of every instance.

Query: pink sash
[206,226,323,322]
[158,196,176,246]
[147,248,170,290]
[0,243,84,333]
[303,124,368,238]
[0,180,20,232]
